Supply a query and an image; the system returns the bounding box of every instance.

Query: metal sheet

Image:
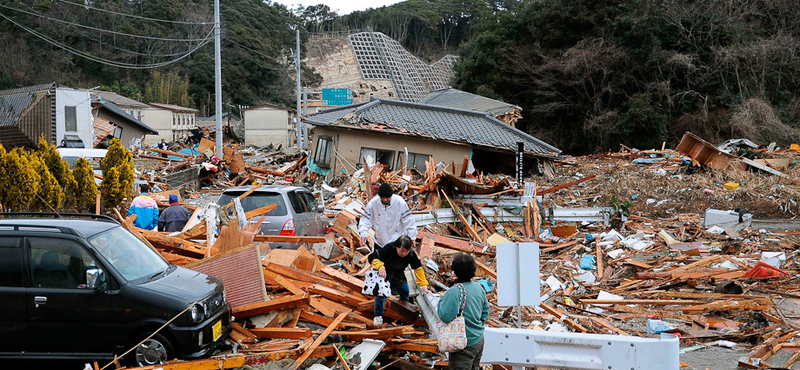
[482,328,680,370]
[496,242,540,306]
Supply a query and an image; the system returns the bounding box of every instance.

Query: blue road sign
[322,88,353,106]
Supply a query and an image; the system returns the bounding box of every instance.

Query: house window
[112,126,123,138]
[359,147,395,171]
[313,136,333,168]
[397,152,431,171]
[65,106,77,132]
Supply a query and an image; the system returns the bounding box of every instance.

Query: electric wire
[0,11,213,69]
[0,3,211,42]
[57,0,214,25]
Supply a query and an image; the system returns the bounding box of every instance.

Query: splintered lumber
[253,235,327,244]
[244,204,277,219]
[151,148,190,158]
[321,266,364,291]
[181,223,207,239]
[232,294,310,318]
[245,165,285,177]
[250,328,313,339]
[230,323,258,343]
[327,326,417,341]
[580,299,703,306]
[125,355,246,370]
[139,229,207,258]
[289,311,350,370]
[540,303,588,333]
[300,310,337,328]
[538,174,599,195]
[364,159,373,199]
[310,284,370,307]
[420,232,485,254]
[475,260,497,279]
[223,183,263,210]
[440,190,481,241]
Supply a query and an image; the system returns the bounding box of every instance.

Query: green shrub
[100,138,134,208]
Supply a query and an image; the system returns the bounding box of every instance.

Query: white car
[56,148,108,185]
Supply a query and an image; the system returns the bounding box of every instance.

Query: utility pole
[214,0,223,158]
[295,29,303,148]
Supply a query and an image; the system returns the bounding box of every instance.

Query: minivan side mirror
[86,268,104,290]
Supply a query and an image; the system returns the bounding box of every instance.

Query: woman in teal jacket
[437,253,490,370]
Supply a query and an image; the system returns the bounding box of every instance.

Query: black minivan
[0,214,231,366]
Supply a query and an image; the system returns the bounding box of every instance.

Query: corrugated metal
[186,245,267,309]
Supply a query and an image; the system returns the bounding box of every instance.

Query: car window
[29,238,98,289]
[301,192,318,212]
[288,192,309,213]
[89,227,168,283]
[217,192,288,216]
[0,237,22,287]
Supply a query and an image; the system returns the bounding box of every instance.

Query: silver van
[216,185,328,249]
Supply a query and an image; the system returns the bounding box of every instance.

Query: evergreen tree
[100,138,135,208]
[73,158,100,212]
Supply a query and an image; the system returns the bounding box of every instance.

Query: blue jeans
[374,282,409,317]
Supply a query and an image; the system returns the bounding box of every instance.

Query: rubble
[108,131,800,370]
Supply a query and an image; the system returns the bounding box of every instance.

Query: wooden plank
[254,235,327,244]
[326,326,416,341]
[126,355,246,370]
[223,183,263,210]
[538,175,599,196]
[139,229,207,258]
[230,322,258,342]
[596,241,603,279]
[151,148,190,158]
[310,284,370,307]
[300,310,336,327]
[321,266,364,291]
[363,159,373,200]
[475,260,497,280]
[580,299,703,305]
[289,311,350,370]
[250,327,312,339]
[232,294,310,318]
[244,204,277,220]
[540,303,588,333]
[274,275,306,296]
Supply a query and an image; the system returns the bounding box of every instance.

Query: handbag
[362,250,391,297]
[436,283,468,352]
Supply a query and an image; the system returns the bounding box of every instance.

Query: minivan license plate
[212,320,222,341]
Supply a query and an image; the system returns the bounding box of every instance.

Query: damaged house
[303,97,560,177]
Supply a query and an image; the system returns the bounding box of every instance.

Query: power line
[0,4,211,42]
[0,11,213,69]
[224,37,287,63]
[57,0,214,25]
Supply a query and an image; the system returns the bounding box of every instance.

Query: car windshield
[62,156,103,171]
[217,192,288,216]
[88,227,169,282]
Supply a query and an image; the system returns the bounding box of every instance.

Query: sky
[273,0,404,15]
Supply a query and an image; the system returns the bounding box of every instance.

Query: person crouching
[367,235,429,326]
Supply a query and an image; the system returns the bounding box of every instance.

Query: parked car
[0,213,231,366]
[217,185,328,249]
[56,148,108,185]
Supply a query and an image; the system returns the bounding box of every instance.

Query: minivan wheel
[130,333,175,367]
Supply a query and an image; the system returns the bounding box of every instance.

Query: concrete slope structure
[307,31,457,103]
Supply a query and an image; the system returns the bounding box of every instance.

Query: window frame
[314,136,333,168]
[65,106,77,132]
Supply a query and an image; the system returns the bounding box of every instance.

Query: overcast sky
[273,0,404,15]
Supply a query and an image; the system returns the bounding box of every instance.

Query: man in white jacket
[359,183,418,251]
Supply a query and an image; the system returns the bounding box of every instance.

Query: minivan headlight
[190,304,205,323]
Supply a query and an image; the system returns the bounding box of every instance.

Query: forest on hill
[2,0,799,152]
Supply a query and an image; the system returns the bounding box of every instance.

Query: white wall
[56,88,93,148]
[244,108,292,147]
[141,108,174,145]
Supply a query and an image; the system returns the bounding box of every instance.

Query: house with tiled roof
[303,97,560,176]
[90,95,158,148]
[0,83,99,148]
